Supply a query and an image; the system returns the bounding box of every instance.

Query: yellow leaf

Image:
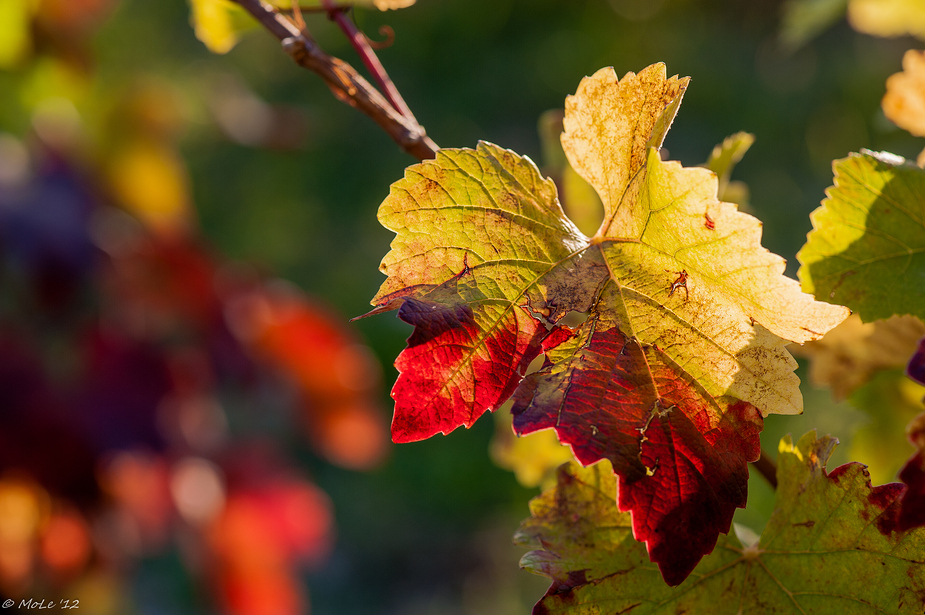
[108,139,193,235]
[795,313,925,400]
[848,0,925,39]
[189,0,240,54]
[883,49,925,138]
[490,404,575,489]
[0,0,36,69]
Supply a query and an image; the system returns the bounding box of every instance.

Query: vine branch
[321,0,415,121]
[230,0,438,160]
[751,449,778,489]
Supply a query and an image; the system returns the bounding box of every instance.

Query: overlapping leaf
[798,151,925,322]
[517,432,925,614]
[368,63,847,584]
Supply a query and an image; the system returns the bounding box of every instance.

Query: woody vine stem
[229,0,438,160]
[231,0,781,491]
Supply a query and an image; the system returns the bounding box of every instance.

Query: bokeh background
[0,0,923,613]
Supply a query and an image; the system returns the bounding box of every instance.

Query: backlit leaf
[368,63,847,584]
[798,151,925,322]
[517,432,925,614]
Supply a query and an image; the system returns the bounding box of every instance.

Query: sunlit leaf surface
[369,63,847,584]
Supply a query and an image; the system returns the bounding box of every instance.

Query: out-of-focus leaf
[207,478,333,615]
[188,0,255,55]
[701,131,754,209]
[226,284,388,470]
[368,63,847,585]
[489,403,574,489]
[780,0,850,50]
[848,0,925,40]
[517,432,925,615]
[883,49,925,142]
[849,369,925,484]
[537,109,603,236]
[798,151,925,322]
[795,313,925,400]
[0,0,35,69]
[107,139,194,235]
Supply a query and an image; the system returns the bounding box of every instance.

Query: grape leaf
[367,63,847,584]
[798,151,925,322]
[848,0,925,40]
[795,313,925,400]
[517,432,925,615]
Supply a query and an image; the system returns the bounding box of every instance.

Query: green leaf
[517,432,925,614]
[798,151,925,322]
[702,131,754,209]
[849,369,924,485]
[780,0,850,50]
